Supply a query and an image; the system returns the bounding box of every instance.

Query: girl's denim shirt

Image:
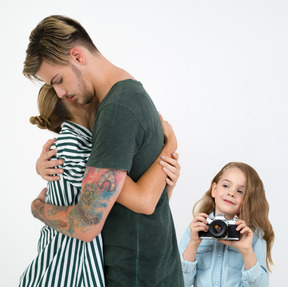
[178,213,269,287]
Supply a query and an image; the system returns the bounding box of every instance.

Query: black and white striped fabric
[19,121,105,287]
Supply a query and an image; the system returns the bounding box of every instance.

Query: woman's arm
[116,115,179,215]
[34,115,179,215]
[116,149,179,214]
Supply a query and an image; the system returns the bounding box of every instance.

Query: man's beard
[81,87,94,105]
[71,64,95,105]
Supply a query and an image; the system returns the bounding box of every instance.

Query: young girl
[19,84,180,287]
[179,162,274,287]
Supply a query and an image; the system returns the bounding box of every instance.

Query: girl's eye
[223,184,229,188]
[237,190,243,194]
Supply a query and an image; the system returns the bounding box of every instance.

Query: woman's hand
[160,152,180,187]
[160,153,180,199]
[159,113,177,152]
[36,138,64,181]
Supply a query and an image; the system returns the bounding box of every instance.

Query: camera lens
[213,224,222,234]
[209,220,227,238]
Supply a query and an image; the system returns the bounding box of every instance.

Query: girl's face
[211,167,246,220]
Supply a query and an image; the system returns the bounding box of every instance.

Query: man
[23,15,184,286]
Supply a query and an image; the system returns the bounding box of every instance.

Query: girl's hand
[189,213,209,246]
[219,218,257,270]
[219,218,254,252]
[182,213,209,262]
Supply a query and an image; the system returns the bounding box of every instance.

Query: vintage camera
[199,214,240,240]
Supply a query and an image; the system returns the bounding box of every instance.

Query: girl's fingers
[193,213,209,224]
[190,222,208,232]
[240,227,249,234]
[236,220,247,231]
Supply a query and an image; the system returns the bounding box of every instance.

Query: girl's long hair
[192,162,275,272]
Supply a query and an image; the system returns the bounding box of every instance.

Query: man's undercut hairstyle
[23,15,98,81]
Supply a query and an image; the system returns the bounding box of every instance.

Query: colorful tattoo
[31,199,44,219]
[76,204,101,225]
[32,167,126,239]
[76,168,120,227]
[97,170,117,192]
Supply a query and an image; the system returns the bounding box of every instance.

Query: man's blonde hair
[23,15,98,81]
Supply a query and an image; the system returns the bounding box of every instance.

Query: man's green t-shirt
[87,80,184,286]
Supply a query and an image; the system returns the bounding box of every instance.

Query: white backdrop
[1,1,287,286]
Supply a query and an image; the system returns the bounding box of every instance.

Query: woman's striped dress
[19,121,105,287]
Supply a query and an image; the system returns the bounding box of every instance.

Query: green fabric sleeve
[87,103,142,171]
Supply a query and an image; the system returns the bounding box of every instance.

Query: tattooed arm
[31,167,126,242]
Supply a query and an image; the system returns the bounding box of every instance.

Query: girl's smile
[223,199,235,205]
[211,167,246,220]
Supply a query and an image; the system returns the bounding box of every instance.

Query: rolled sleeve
[241,233,269,287]
[181,257,197,273]
[242,261,261,281]
[242,261,269,286]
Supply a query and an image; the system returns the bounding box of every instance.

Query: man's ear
[70,48,86,64]
[211,182,217,198]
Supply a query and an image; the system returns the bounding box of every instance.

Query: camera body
[199,214,240,240]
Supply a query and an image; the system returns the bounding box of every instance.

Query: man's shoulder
[106,79,147,102]
[99,79,151,117]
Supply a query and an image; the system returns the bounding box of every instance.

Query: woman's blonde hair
[30,84,71,133]
[23,15,98,81]
[193,162,275,272]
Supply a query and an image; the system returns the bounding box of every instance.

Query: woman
[19,84,180,287]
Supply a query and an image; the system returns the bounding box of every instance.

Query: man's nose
[54,86,67,98]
